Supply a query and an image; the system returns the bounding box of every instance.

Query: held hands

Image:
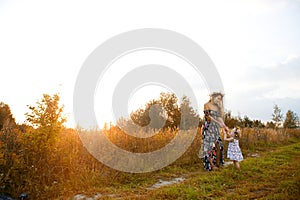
[224,131,234,142]
[222,125,234,142]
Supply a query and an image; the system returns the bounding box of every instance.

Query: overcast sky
[1,0,300,128]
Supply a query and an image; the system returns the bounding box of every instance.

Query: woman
[200,92,228,171]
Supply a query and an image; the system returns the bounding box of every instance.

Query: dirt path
[72,161,236,200]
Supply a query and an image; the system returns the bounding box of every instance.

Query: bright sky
[1,0,300,128]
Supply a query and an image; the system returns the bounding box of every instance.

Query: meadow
[1,125,299,199]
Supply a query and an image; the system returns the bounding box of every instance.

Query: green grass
[88,140,300,199]
[144,142,300,200]
[52,139,300,199]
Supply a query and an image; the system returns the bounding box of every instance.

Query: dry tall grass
[1,126,299,199]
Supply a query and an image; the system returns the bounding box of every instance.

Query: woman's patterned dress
[201,110,224,171]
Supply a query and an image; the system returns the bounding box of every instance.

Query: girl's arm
[224,132,234,142]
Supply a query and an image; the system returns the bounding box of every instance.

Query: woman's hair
[209,92,225,118]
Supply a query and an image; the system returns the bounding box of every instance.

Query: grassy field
[59,137,300,200]
[2,128,299,199]
[144,140,300,200]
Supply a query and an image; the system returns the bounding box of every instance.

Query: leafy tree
[24,93,65,154]
[130,107,150,127]
[0,103,24,194]
[129,92,178,130]
[23,93,66,184]
[0,127,24,194]
[147,102,166,130]
[179,96,199,130]
[0,102,16,130]
[25,94,65,130]
[283,110,299,129]
[129,100,166,131]
[127,92,200,131]
[242,115,253,128]
[266,121,276,129]
[272,104,283,128]
[224,110,239,128]
[158,92,180,130]
[253,119,265,128]
[236,115,244,128]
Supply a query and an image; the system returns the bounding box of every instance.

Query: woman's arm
[209,116,223,127]
[204,102,228,132]
[210,116,229,132]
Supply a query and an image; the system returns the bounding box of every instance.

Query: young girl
[224,127,243,170]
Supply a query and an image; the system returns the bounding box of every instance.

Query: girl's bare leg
[233,161,240,170]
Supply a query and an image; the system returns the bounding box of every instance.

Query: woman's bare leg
[209,158,218,170]
[215,142,220,167]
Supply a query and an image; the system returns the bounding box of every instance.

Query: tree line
[1,93,299,134]
[115,92,299,131]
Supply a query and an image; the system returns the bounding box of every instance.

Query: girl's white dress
[227,139,243,161]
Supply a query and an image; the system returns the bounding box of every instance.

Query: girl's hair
[233,127,241,138]
[209,92,225,118]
